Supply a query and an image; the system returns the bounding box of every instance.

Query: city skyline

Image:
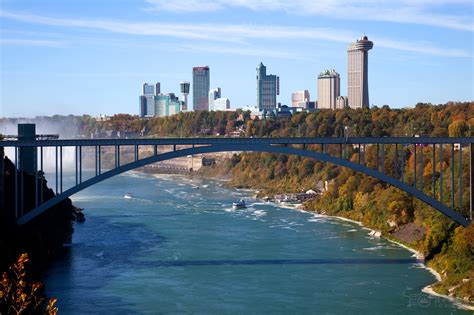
[1,0,473,117]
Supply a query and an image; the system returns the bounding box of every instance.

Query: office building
[142,82,160,96]
[193,66,210,111]
[208,88,221,111]
[291,90,310,108]
[155,94,181,117]
[139,94,156,117]
[256,62,279,111]
[318,70,340,110]
[213,98,230,111]
[180,82,190,111]
[347,36,373,108]
[336,96,348,109]
[139,95,147,117]
[140,82,160,117]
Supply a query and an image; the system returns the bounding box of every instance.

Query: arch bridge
[1,136,473,227]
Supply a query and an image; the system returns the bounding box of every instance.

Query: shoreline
[252,196,474,311]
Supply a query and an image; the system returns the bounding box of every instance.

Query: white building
[208,88,221,111]
[213,98,230,111]
[291,90,310,108]
[317,70,340,110]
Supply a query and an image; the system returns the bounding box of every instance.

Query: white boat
[232,199,246,209]
[124,193,133,199]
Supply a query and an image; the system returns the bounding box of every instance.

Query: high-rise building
[347,36,373,109]
[208,88,221,111]
[145,95,155,117]
[180,82,190,111]
[291,90,310,108]
[140,82,160,117]
[143,82,159,96]
[256,62,279,111]
[193,66,210,111]
[213,98,230,111]
[139,95,147,117]
[155,82,161,95]
[336,96,348,109]
[318,70,340,110]
[154,94,181,117]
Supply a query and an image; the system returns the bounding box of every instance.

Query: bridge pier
[0,146,4,218]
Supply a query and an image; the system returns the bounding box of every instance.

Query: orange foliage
[0,254,58,315]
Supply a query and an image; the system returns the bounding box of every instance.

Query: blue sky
[0,0,473,117]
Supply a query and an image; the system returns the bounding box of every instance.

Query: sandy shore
[422,285,474,311]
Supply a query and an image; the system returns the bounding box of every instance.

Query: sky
[0,0,473,117]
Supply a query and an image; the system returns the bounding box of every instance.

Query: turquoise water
[43,172,468,314]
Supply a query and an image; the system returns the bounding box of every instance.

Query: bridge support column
[0,146,4,219]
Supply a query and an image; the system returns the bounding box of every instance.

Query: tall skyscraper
[317,70,340,109]
[139,95,147,117]
[180,82,190,111]
[208,87,221,111]
[256,62,279,111]
[140,82,160,117]
[347,36,373,109]
[143,82,159,95]
[193,66,210,111]
[291,90,310,108]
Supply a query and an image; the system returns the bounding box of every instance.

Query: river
[43,172,468,314]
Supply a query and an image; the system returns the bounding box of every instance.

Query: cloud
[0,38,63,47]
[145,0,474,32]
[0,10,470,58]
[177,43,311,60]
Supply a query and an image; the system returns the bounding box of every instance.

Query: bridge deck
[1,136,473,147]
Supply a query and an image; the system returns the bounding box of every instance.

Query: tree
[0,254,58,314]
[448,120,468,137]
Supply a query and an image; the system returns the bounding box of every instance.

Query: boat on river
[232,199,246,209]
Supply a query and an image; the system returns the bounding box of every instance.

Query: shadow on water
[45,216,168,314]
[142,258,423,267]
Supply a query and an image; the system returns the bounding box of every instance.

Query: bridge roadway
[1,136,473,147]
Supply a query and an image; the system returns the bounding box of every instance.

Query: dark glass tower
[193,66,210,111]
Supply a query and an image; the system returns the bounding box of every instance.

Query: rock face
[0,157,77,273]
[391,222,426,244]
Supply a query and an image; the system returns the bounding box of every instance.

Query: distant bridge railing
[1,136,473,227]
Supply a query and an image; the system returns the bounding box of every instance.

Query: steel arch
[17,143,469,227]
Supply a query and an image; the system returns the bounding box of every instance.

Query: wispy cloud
[0,38,63,47]
[177,43,311,60]
[0,10,470,57]
[145,0,474,32]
